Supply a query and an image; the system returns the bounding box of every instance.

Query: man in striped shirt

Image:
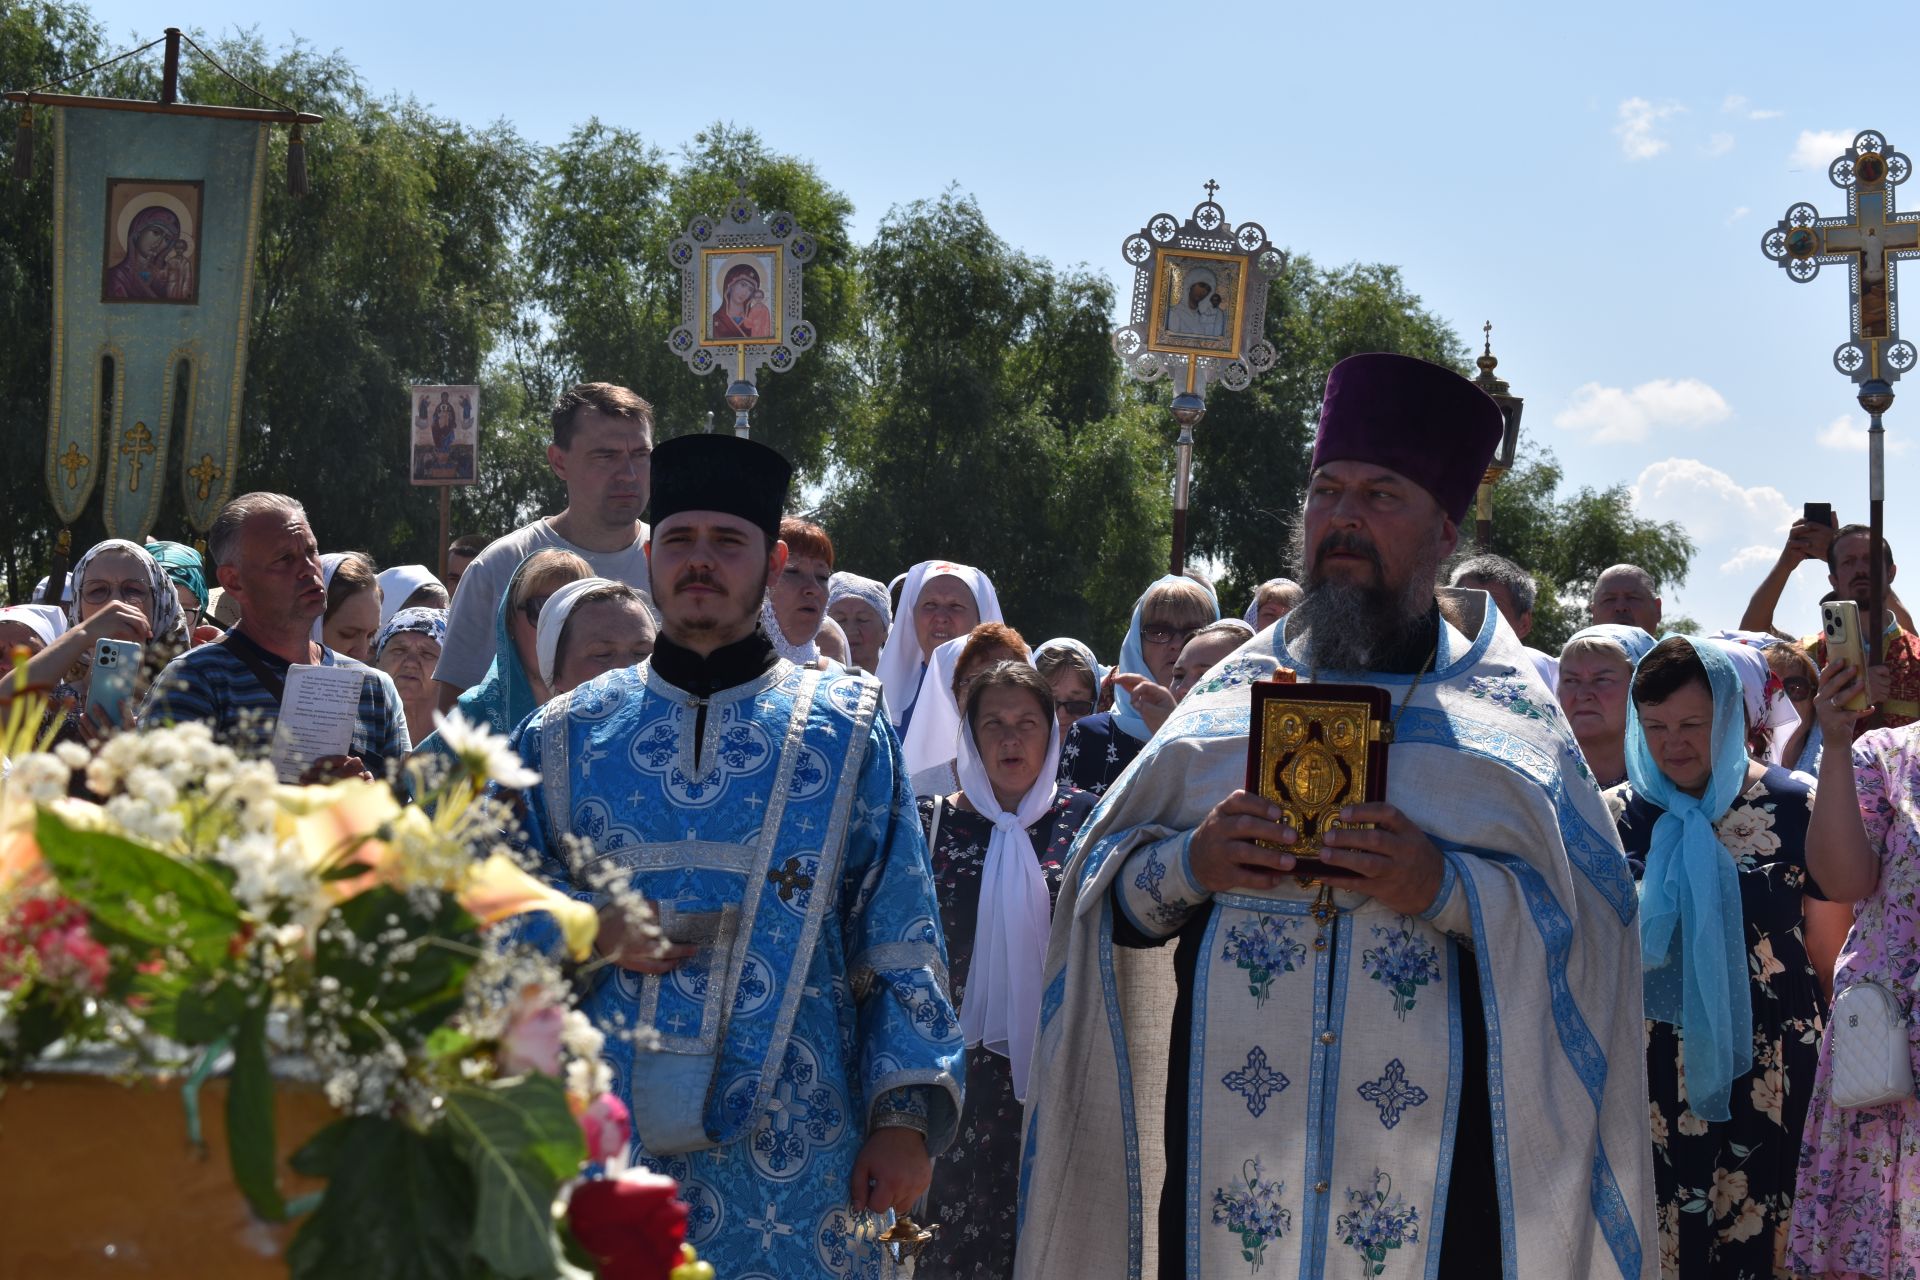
[142,492,410,780]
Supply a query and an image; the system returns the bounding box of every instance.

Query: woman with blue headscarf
[1606,636,1826,1277]
[1058,575,1216,797]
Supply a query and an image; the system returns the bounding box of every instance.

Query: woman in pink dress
[1789,656,1920,1278]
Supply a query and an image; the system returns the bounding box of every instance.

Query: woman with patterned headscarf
[373,607,449,747]
[19,540,187,737]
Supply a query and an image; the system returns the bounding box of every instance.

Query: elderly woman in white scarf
[913,660,1095,1279]
[25,540,188,736]
[874,560,1003,729]
[827,571,892,672]
[535,578,658,698]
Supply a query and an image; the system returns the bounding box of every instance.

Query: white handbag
[1829,980,1915,1110]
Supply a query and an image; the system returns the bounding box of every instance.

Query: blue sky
[84,0,1920,634]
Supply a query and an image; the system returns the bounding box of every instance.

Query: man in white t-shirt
[434,382,655,711]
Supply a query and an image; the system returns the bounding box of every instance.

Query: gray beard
[1285,512,1442,672]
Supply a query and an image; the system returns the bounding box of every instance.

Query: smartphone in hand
[83,638,143,729]
[1821,600,1870,712]
[1804,502,1836,529]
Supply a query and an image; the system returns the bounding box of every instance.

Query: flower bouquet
[0,663,700,1280]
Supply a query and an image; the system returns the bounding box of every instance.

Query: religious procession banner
[43,106,267,540]
[408,385,479,486]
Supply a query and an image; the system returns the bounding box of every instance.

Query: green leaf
[423,1026,478,1061]
[226,1003,286,1221]
[287,1118,473,1280]
[175,979,249,1045]
[443,1075,585,1279]
[312,887,474,1053]
[32,809,242,970]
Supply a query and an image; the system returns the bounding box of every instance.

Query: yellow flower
[459,852,597,961]
[280,778,404,885]
[1719,1199,1765,1243]
[1708,1167,1749,1218]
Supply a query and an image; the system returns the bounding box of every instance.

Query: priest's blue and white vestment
[516,655,964,1279]
[1015,590,1658,1279]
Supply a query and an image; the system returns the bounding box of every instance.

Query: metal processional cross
[1762,129,1920,662]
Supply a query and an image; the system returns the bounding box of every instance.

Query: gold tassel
[287,123,307,196]
[12,107,33,181]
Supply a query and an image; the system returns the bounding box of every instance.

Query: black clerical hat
[648,433,792,543]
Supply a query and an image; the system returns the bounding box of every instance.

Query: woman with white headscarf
[827,571,892,672]
[535,578,657,698]
[375,564,447,629]
[28,540,187,737]
[313,551,382,663]
[873,559,1003,729]
[1032,637,1104,735]
[914,660,1093,1279]
[1059,574,1216,796]
[903,623,1031,797]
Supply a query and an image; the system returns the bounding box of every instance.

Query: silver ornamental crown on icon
[666,191,819,386]
[1112,189,1288,397]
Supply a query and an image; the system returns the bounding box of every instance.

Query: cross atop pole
[1762,129,1918,663]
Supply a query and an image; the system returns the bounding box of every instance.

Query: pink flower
[38,921,110,992]
[499,989,567,1077]
[579,1092,631,1165]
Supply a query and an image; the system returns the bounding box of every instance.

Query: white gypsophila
[103,793,186,846]
[431,708,540,791]
[216,831,324,918]
[567,1054,613,1100]
[8,752,71,804]
[562,1009,605,1062]
[53,741,91,770]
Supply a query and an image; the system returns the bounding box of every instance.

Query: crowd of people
[5,357,1920,1279]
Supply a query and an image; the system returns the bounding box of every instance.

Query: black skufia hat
[648,433,792,542]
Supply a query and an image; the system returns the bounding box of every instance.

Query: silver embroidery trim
[864,1066,964,1156]
[540,686,578,851]
[583,840,759,876]
[740,670,880,1130]
[849,940,952,1003]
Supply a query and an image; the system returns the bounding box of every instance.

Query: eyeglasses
[82,581,153,607]
[1057,699,1095,718]
[1781,677,1814,702]
[517,593,552,628]
[1140,624,1200,647]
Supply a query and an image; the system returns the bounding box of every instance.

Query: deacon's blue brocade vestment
[514,653,964,1278]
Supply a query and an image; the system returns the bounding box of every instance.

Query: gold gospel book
[1245,675,1393,866]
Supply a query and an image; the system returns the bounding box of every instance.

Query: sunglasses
[1781,677,1814,702]
[1057,699,1095,718]
[517,593,552,628]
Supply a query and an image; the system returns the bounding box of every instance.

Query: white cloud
[1791,129,1850,169]
[1727,206,1750,224]
[1554,378,1732,444]
[1816,412,1912,454]
[1630,458,1794,545]
[1616,98,1683,160]
[1707,132,1735,157]
[1723,94,1783,121]
[1720,544,1780,577]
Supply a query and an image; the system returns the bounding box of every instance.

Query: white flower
[53,742,91,770]
[432,709,539,791]
[8,752,71,804]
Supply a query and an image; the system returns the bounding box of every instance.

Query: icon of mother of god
[106,203,196,302]
[710,261,775,340]
[1165,264,1227,339]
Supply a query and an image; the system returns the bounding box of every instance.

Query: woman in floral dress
[1789,656,1920,1278]
[1608,637,1826,1279]
[915,662,1094,1279]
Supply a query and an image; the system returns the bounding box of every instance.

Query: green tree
[1481,441,1695,651]
[524,121,861,481]
[1185,257,1468,615]
[823,189,1167,649]
[0,2,105,599]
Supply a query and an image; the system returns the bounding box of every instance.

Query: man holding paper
[1016,355,1656,1279]
[142,492,411,781]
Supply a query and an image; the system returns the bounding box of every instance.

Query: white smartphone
[1820,600,1870,713]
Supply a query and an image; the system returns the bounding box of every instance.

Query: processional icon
[1762,129,1919,661]
[1112,182,1286,573]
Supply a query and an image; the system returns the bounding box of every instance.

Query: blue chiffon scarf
[1624,635,1753,1122]
[1110,574,1218,741]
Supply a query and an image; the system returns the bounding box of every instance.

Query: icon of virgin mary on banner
[102,181,200,303]
[708,255,776,341]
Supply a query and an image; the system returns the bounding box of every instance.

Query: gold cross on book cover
[1245,672,1393,867]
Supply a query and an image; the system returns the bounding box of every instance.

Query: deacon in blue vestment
[514,433,963,1278]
